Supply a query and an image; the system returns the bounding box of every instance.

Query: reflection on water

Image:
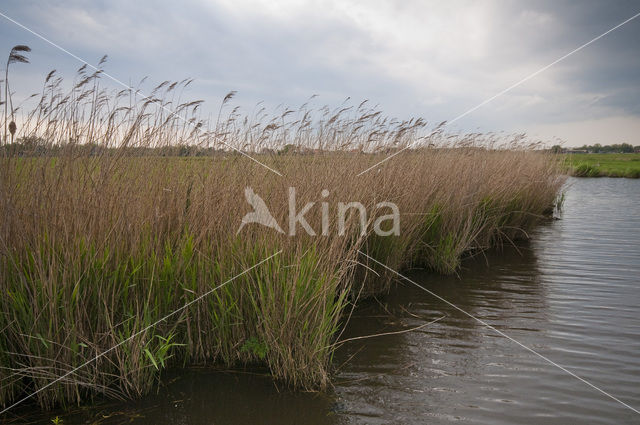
[12,178,640,424]
[334,245,551,425]
[333,178,640,424]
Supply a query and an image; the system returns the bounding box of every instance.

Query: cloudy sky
[1,0,639,146]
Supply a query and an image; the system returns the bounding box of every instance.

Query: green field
[566,153,640,178]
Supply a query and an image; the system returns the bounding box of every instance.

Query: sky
[1,0,639,147]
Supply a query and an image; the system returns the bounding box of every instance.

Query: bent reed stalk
[0,66,564,410]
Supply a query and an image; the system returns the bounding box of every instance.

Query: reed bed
[0,64,564,410]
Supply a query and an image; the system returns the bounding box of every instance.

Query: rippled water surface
[15,178,640,424]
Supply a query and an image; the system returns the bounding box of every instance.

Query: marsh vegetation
[0,59,564,411]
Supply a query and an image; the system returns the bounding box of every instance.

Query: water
[10,177,640,424]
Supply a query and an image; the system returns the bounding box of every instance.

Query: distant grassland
[566,153,640,178]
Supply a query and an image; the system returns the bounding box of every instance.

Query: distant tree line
[550,143,639,154]
[0,138,323,157]
[0,137,232,157]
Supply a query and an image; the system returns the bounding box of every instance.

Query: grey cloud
[1,0,639,145]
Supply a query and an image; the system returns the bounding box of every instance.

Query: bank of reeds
[0,65,564,410]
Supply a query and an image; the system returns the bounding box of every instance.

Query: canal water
[12,177,640,424]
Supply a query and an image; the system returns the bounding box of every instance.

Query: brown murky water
[9,177,640,424]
